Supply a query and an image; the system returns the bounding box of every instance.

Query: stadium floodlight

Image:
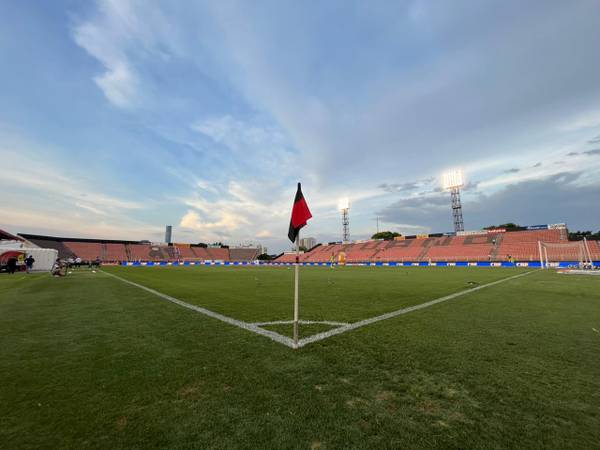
[338,197,349,211]
[441,169,464,190]
[338,198,350,242]
[441,169,465,233]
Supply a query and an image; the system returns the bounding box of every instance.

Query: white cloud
[180,210,248,233]
[256,230,272,238]
[94,61,138,108]
[559,110,600,132]
[73,18,139,108]
[72,0,182,108]
[7,0,600,250]
[0,131,157,240]
[190,114,297,178]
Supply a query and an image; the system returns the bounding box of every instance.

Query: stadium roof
[17,233,141,245]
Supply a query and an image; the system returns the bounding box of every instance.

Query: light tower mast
[339,198,350,242]
[442,170,465,233]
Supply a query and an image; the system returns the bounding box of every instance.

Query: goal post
[538,240,591,269]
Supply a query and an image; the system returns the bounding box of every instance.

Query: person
[7,257,17,274]
[25,255,35,273]
[51,258,66,277]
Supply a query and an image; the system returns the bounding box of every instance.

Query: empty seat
[64,242,103,261]
[104,243,128,261]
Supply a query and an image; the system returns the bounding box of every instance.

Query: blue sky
[1,0,600,252]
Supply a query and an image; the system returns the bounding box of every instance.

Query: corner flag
[288,182,312,348]
[288,183,312,242]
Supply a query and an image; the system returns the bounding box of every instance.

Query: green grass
[101,265,523,323]
[1,266,599,449]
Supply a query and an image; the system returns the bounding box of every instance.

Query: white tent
[0,242,58,272]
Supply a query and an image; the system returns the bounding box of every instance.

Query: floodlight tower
[442,170,465,233]
[339,198,350,242]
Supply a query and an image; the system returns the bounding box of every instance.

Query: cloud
[200,0,600,186]
[379,171,600,232]
[72,0,184,108]
[588,135,600,144]
[583,149,600,156]
[192,115,287,149]
[4,0,600,252]
[504,168,520,174]
[559,110,600,132]
[73,17,139,108]
[0,149,144,213]
[462,181,480,192]
[256,230,272,238]
[177,178,294,244]
[378,177,436,194]
[0,131,160,240]
[93,62,138,108]
[378,182,420,193]
[179,210,248,236]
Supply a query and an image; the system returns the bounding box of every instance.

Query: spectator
[7,257,18,274]
[25,255,35,273]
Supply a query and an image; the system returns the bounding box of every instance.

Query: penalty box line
[296,270,536,348]
[100,270,296,348]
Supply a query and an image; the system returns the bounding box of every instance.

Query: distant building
[165,225,172,244]
[300,237,316,249]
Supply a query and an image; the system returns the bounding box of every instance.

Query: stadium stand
[63,242,103,261]
[191,246,212,260]
[373,239,430,262]
[587,240,600,260]
[229,248,260,261]
[304,243,343,262]
[206,247,230,261]
[12,233,259,263]
[128,244,169,261]
[495,229,565,261]
[19,235,74,259]
[274,227,593,263]
[276,253,304,263]
[426,235,494,262]
[174,244,199,260]
[14,227,594,265]
[104,243,128,261]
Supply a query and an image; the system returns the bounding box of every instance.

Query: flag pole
[293,232,300,347]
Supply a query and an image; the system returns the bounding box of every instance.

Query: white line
[101,270,296,348]
[252,320,349,327]
[296,270,535,347]
[102,269,534,350]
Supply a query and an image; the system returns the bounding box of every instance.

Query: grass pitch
[1,266,599,449]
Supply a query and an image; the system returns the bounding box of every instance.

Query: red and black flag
[288,183,312,242]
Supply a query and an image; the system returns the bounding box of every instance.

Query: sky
[1,0,600,253]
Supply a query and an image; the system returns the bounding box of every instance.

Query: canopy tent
[0,229,24,241]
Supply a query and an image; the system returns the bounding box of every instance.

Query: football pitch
[1,266,599,449]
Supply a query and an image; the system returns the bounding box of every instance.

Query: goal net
[538,240,591,269]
